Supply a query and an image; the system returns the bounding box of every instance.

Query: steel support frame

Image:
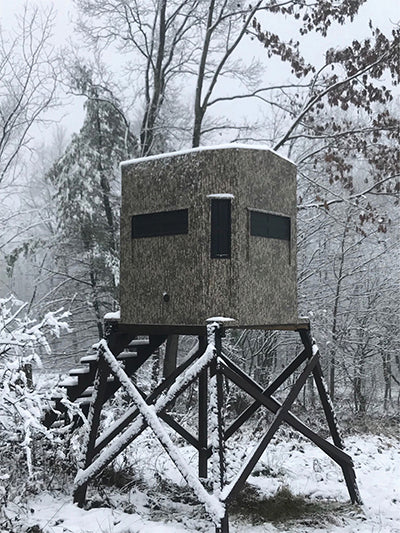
[73,321,361,532]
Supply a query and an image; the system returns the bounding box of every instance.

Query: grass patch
[230,484,352,526]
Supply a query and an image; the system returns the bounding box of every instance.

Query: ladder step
[127,339,149,347]
[80,354,98,364]
[59,377,79,387]
[117,351,138,360]
[69,367,91,376]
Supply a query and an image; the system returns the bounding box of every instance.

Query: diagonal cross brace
[74,339,225,524]
[219,352,353,467]
[81,343,210,482]
[93,339,204,455]
[220,351,319,503]
[224,348,308,439]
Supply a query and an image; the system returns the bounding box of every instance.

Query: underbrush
[2,420,396,532]
[70,464,358,531]
[339,412,400,439]
[1,358,398,531]
[0,430,77,531]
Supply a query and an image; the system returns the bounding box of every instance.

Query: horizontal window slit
[250,210,291,241]
[132,209,188,238]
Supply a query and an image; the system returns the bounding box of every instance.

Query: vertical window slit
[211,199,231,259]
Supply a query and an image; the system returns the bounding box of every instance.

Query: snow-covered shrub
[0,295,71,479]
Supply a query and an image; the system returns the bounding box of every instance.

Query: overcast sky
[2,0,398,49]
[1,0,399,138]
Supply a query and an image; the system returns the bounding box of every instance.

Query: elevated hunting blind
[65,144,361,533]
[120,145,299,328]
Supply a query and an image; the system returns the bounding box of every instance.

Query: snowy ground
[3,432,400,533]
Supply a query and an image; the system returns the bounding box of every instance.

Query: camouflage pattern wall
[120,145,298,328]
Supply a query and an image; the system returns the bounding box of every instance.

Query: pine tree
[48,66,138,337]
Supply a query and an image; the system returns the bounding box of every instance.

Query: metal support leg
[299,329,362,504]
[213,326,229,533]
[222,351,319,505]
[198,335,209,478]
[73,351,109,506]
[215,514,229,533]
[163,334,179,378]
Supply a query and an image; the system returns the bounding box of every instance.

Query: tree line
[1,0,399,415]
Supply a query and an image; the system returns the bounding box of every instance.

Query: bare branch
[273,49,393,151]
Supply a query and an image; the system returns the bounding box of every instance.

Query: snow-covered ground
[4,432,400,533]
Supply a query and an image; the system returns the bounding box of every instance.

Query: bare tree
[74,0,203,155]
[297,168,400,411]
[0,5,59,187]
[73,0,271,154]
[191,0,263,147]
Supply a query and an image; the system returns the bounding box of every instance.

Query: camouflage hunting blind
[69,145,361,527]
[120,145,299,328]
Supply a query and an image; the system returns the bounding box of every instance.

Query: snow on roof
[207,193,235,199]
[120,143,295,168]
[206,316,237,324]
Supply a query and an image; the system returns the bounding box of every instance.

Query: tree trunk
[192,0,215,148]
[329,219,349,400]
[140,0,167,155]
[382,351,392,410]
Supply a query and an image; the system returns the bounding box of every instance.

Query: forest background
[1,0,399,430]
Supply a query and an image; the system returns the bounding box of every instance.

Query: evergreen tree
[48,66,138,337]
